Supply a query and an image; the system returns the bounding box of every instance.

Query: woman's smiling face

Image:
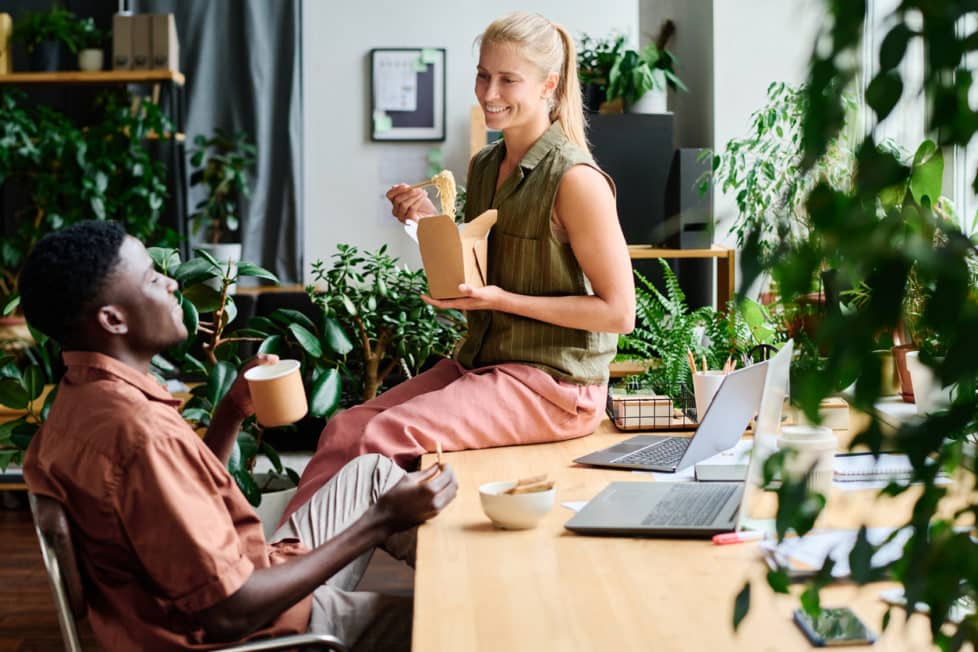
[475,41,556,132]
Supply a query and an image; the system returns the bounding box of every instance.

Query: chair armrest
[218,633,347,651]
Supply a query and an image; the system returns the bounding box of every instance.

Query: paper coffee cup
[778,424,837,496]
[692,371,725,422]
[244,359,308,427]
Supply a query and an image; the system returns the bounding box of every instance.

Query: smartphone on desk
[794,607,877,646]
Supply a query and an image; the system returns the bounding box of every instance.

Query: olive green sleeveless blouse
[455,122,617,385]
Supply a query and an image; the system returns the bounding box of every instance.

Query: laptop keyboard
[610,437,690,467]
[641,484,739,527]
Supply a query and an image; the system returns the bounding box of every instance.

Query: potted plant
[617,259,778,418]
[576,32,626,113]
[74,17,103,72]
[188,128,257,278]
[147,246,343,534]
[307,244,467,404]
[606,42,687,114]
[11,6,80,71]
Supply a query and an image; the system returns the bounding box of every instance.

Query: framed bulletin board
[370,47,446,141]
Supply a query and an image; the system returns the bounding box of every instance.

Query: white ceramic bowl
[478,480,555,530]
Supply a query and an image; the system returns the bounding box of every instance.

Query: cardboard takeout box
[418,209,497,299]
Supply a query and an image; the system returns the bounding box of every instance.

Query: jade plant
[307,244,467,404]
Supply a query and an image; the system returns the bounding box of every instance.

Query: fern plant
[618,259,774,395]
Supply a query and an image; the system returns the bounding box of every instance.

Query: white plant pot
[627,89,668,114]
[627,70,669,114]
[905,351,953,415]
[197,242,242,294]
[78,49,103,72]
[253,473,298,540]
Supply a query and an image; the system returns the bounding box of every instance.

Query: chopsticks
[409,179,435,190]
[435,440,443,466]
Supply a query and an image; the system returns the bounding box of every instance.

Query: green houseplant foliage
[618,259,777,396]
[732,1,978,648]
[576,31,627,107]
[188,128,257,245]
[606,43,687,106]
[308,244,467,404]
[0,91,171,304]
[148,247,342,507]
[73,17,103,51]
[11,6,80,54]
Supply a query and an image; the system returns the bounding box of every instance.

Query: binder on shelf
[151,13,179,72]
[131,14,152,70]
[112,13,133,70]
[0,13,11,75]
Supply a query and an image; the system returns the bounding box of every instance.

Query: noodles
[410,169,457,218]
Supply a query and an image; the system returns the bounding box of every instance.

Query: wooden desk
[413,420,940,651]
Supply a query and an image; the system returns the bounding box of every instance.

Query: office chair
[28,492,348,652]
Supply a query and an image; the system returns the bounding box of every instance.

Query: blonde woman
[283,12,634,523]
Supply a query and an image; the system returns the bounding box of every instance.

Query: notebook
[564,341,794,537]
[832,454,915,482]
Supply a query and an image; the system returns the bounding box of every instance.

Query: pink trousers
[281,359,606,525]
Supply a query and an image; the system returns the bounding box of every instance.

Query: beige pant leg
[271,454,415,651]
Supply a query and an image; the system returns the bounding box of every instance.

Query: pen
[712,530,765,545]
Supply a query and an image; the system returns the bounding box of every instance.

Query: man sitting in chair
[20,221,458,651]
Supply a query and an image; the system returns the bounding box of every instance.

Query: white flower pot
[905,351,953,414]
[253,473,298,540]
[197,242,242,294]
[78,49,104,72]
[627,70,669,114]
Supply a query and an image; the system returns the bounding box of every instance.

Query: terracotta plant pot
[891,344,916,403]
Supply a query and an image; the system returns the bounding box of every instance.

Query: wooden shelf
[0,70,185,87]
[629,244,736,311]
[627,244,730,259]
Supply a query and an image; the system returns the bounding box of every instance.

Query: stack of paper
[759,527,910,580]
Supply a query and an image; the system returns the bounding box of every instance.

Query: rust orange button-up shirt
[24,351,312,650]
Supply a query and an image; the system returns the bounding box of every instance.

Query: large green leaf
[0,378,28,409]
[174,257,220,287]
[180,295,200,338]
[9,420,38,450]
[21,365,43,402]
[206,360,237,407]
[865,72,903,121]
[236,261,279,283]
[231,468,261,506]
[909,140,943,205]
[323,316,354,355]
[270,308,317,334]
[309,368,341,418]
[733,582,750,631]
[182,284,223,313]
[258,335,284,355]
[288,323,323,358]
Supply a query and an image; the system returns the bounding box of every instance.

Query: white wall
[639,0,713,148]
[302,0,638,277]
[711,0,822,253]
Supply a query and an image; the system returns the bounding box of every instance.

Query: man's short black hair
[20,221,127,344]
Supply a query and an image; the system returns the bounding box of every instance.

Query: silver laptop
[565,341,793,537]
[574,361,768,473]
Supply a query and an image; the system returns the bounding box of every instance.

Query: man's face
[102,236,188,353]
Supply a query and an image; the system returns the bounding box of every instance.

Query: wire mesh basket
[606,380,697,431]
